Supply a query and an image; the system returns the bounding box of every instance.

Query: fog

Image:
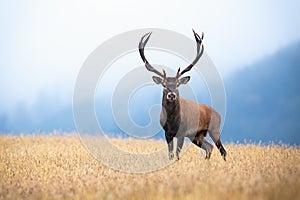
[1,1,300,144]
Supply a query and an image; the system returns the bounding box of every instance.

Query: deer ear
[178,76,190,85]
[152,76,164,84]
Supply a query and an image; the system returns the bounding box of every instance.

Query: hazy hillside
[1,41,299,145]
[223,41,300,144]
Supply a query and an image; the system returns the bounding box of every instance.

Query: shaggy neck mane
[162,90,181,119]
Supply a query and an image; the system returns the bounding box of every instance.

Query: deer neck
[162,91,181,118]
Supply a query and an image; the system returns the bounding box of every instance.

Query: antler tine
[139,32,166,78]
[176,67,181,77]
[163,69,166,77]
[177,29,204,78]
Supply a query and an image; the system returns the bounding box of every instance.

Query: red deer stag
[138,29,227,161]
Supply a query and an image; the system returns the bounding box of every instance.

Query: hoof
[223,154,227,161]
[169,152,174,160]
[222,151,227,161]
[205,152,211,160]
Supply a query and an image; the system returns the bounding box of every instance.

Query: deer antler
[176,29,204,78]
[139,32,166,78]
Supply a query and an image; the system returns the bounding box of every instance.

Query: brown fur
[160,95,226,161]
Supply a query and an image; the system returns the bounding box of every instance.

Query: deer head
[139,29,204,102]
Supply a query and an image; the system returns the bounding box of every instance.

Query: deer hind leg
[209,130,227,161]
[200,139,213,159]
[216,139,227,161]
[191,132,213,159]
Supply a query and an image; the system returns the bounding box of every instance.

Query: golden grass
[0,135,299,200]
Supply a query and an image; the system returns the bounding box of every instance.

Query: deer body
[139,30,227,161]
[161,94,223,160]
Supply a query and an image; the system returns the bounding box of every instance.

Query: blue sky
[1,0,300,113]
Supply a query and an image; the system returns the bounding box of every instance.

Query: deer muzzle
[167,92,177,102]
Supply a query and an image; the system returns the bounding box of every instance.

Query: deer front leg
[165,133,174,160]
[176,137,184,160]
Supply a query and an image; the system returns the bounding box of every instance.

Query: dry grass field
[0,134,299,200]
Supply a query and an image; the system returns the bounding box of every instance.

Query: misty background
[1,1,300,144]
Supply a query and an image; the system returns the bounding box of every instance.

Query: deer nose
[167,92,177,101]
